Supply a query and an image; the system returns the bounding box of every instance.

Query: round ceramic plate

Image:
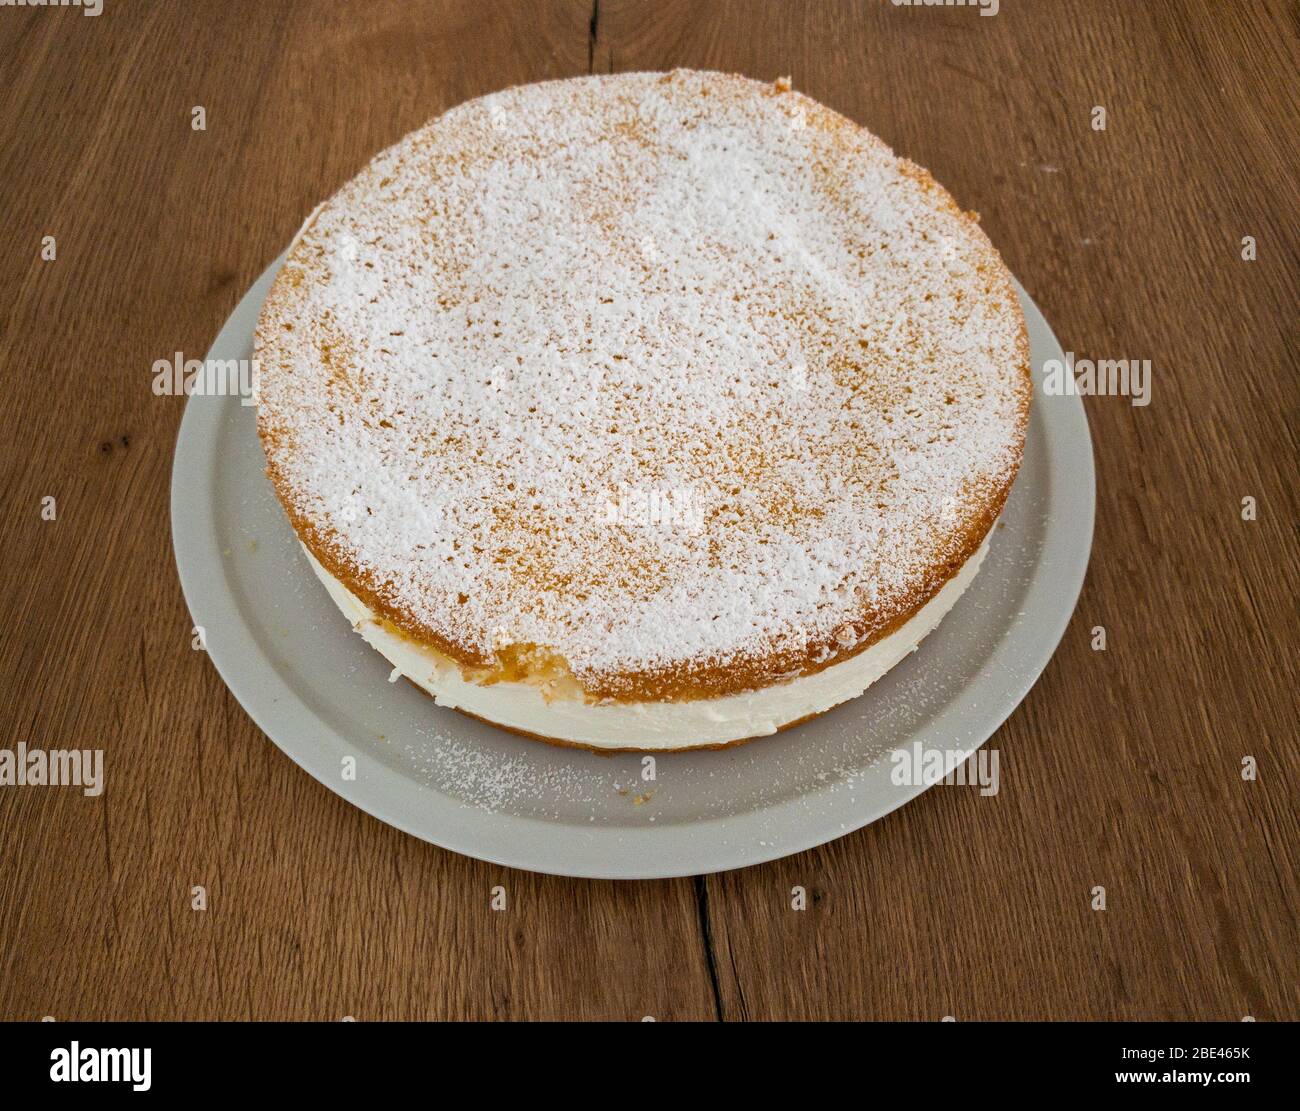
[172,252,1093,879]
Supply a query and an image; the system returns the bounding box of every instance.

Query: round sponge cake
[255,70,1030,747]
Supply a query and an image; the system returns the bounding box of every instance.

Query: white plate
[172,254,1093,879]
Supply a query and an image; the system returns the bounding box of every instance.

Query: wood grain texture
[0,0,1295,1021]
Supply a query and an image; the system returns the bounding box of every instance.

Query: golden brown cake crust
[256,70,1031,705]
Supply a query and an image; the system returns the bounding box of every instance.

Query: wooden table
[1,0,1295,1022]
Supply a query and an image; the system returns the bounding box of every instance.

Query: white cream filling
[302,539,988,750]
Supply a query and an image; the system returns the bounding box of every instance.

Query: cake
[255,70,1031,751]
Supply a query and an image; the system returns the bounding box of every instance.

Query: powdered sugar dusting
[404,732,615,813]
[256,70,1029,696]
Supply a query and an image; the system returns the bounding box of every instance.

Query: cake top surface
[256,69,1030,699]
